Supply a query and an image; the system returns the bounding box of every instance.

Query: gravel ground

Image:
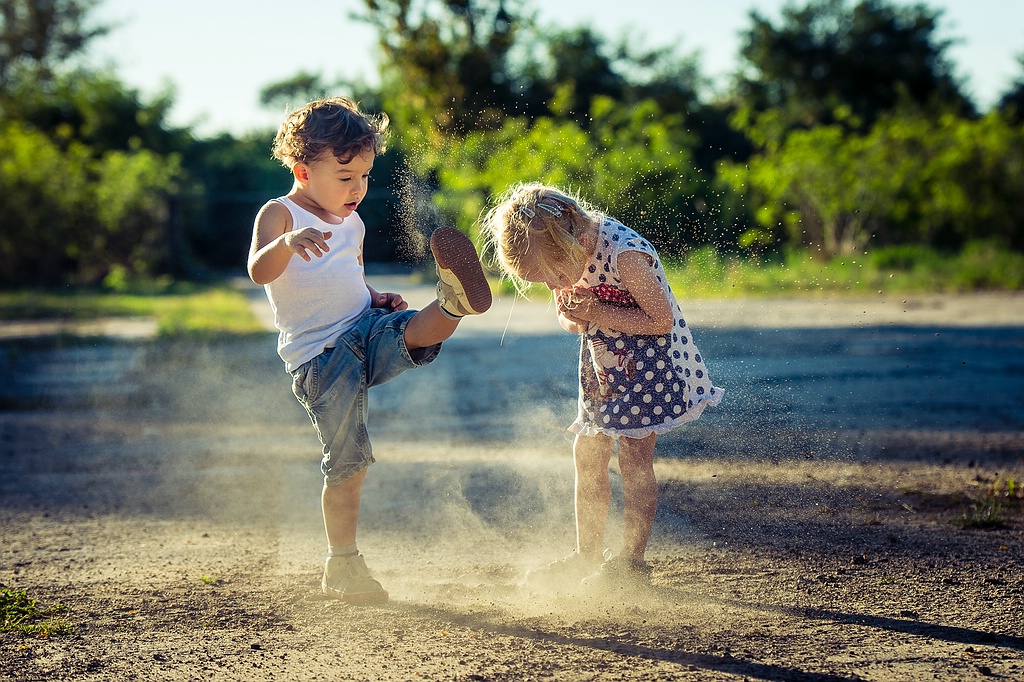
[1,284,1021,681]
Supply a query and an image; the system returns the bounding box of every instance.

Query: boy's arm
[361,242,409,311]
[247,201,333,285]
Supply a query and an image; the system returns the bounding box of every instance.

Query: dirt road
[1,282,1022,681]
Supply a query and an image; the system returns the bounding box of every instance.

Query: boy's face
[295,149,374,219]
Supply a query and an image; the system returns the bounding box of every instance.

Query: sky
[88,0,1023,137]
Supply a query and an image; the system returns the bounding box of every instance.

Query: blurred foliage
[358,0,528,145]
[2,69,189,154]
[0,0,1023,291]
[358,0,746,258]
[721,111,1024,257]
[432,97,731,258]
[0,0,107,94]
[734,0,972,133]
[997,54,1024,124]
[357,0,717,157]
[0,0,191,286]
[0,121,182,285]
[666,241,1024,298]
[174,131,290,271]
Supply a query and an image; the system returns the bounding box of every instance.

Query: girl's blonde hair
[481,182,600,294]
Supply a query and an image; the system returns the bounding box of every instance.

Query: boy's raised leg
[431,226,492,318]
[404,227,491,349]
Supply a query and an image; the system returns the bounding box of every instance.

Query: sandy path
[1,279,1021,681]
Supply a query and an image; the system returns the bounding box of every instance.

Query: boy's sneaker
[321,553,388,604]
[579,556,653,593]
[522,552,601,593]
[430,226,492,318]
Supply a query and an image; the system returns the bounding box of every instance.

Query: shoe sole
[430,226,492,315]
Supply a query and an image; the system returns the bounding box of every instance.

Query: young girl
[481,182,722,592]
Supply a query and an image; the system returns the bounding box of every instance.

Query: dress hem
[568,390,723,439]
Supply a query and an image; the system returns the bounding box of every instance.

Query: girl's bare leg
[403,301,460,350]
[573,433,614,561]
[617,432,658,560]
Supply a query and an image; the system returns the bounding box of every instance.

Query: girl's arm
[247,201,334,285]
[568,250,674,336]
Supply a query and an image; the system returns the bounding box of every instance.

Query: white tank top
[263,196,371,371]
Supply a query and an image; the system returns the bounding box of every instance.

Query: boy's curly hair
[271,96,389,167]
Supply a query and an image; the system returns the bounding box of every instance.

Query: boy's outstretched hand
[283,227,333,262]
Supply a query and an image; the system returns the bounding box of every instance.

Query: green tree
[0,122,182,285]
[174,132,289,272]
[720,111,1024,257]
[431,96,718,257]
[3,69,188,155]
[358,1,709,141]
[720,117,886,257]
[889,113,1024,251]
[521,26,627,124]
[259,71,333,112]
[359,0,528,143]
[997,54,1024,123]
[258,72,384,115]
[0,0,107,97]
[355,0,740,254]
[0,0,204,283]
[518,25,707,125]
[734,0,972,134]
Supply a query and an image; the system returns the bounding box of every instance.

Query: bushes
[721,112,1024,259]
[662,241,1024,297]
[0,122,182,286]
[431,97,721,257]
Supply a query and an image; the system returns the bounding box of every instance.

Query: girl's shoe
[522,552,601,593]
[579,556,653,593]
[430,226,492,318]
[321,553,388,604]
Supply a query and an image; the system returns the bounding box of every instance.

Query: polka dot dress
[569,219,723,439]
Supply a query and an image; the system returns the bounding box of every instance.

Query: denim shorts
[290,307,441,485]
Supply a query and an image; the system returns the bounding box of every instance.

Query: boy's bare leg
[403,301,460,350]
[617,433,658,560]
[573,433,614,561]
[322,468,367,547]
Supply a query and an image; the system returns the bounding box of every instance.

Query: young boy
[247,97,491,603]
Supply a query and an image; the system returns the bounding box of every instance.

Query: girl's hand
[557,287,599,322]
[283,227,333,262]
[374,291,408,311]
[556,288,594,334]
